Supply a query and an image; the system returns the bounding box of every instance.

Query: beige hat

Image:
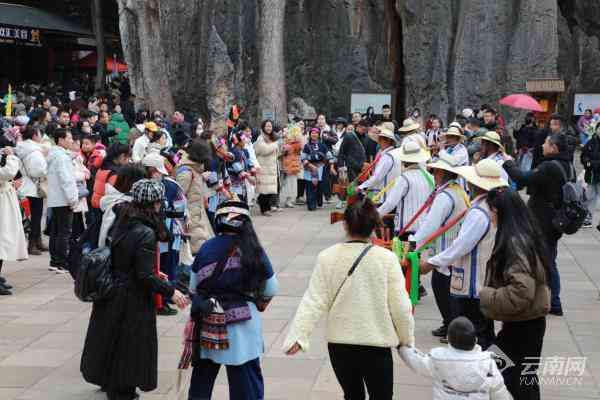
[396,139,431,164]
[380,122,396,131]
[441,126,465,140]
[456,159,508,191]
[376,127,397,142]
[427,152,461,174]
[398,118,420,133]
[142,153,169,175]
[477,130,505,152]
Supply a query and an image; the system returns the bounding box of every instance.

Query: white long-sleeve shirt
[428,205,488,270]
[439,143,469,167]
[378,168,433,233]
[358,147,398,195]
[487,152,509,182]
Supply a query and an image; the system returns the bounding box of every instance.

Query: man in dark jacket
[336,122,366,183]
[355,119,378,162]
[581,124,600,228]
[532,114,577,168]
[503,133,573,316]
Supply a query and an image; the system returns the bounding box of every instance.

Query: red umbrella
[499,94,544,112]
[594,107,600,114]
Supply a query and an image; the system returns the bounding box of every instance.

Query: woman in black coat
[502,133,574,317]
[80,179,188,400]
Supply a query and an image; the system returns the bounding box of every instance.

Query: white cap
[142,153,169,175]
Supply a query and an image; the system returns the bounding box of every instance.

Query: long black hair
[232,219,269,293]
[486,189,550,284]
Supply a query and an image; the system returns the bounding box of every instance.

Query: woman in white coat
[15,125,48,255]
[254,120,279,216]
[0,146,28,295]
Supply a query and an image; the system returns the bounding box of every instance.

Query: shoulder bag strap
[331,244,373,306]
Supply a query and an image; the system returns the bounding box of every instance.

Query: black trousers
[257,194,275,213]
[432,270,452,328]
[450,297,495,350]
[296,179,306,199]
[322,165,332,200]
[49,206,73,269]
[328,343,393,400]
[495,317,546,400]
[27,196,44,242]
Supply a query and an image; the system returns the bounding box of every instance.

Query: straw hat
[477,130,505,152]
[376,127,397,143]
[441,126,465,140]
[455,159,508,191]
[427,152,461,174]
[398,118,420,133]
[396,139,431,163]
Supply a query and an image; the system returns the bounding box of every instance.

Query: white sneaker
[285,201,296,208]
[55,267,69,274]
[48,266,58,272]
[335,201,345,210]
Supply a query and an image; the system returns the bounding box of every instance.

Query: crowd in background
[1,80,599,400]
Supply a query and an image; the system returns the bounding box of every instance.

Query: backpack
[551,161,587,235]
[67,218,102,280]
[74,246,116,302]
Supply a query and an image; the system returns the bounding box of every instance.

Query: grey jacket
[46,146,78,208]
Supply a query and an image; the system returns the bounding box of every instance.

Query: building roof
[0,2,93,36]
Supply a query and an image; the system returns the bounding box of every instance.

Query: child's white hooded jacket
[399,344,512,400]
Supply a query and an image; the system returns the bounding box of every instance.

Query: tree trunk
[91,0,106,92]
[257,0,287,126]
[117,0,175,114]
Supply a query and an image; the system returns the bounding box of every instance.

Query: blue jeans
[306,179,323,211]
[580,132,590,146]
[189,358,264,400]
[548,240,562,311]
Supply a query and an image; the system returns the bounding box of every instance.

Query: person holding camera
[301,128,333,211]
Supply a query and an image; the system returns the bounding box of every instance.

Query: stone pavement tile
[262,318,289,333]
[393,384,432,399]
[0,348,81,367]
[52,312,93,333]
[8,311,80,326]
[0,388,25,400]
[154,371,176,395]
[158,337,185,354]
[27,332,86,350]
[0,324,55,347]
[262,377,316,400]
[33,299,91,313]
[0,366,54,388]
[261,357,324,381]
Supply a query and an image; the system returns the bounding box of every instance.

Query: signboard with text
[0,25,42,46]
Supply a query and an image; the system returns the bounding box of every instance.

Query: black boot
[28,241,42,256]
[0,283,12,296]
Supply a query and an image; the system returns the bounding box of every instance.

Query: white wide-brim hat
[476,130,505,152]
[398,118,421,133]
[397,138,431,163]
[441,126,466,140]
[427,152,461,174]
[456,159,508,191]
[376,127,397,142]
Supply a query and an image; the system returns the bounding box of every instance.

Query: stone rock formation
[117,0,600,125]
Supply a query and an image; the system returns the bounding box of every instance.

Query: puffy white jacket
[46,146,78,208]
[399,345,512,400]
[15,139,47,198]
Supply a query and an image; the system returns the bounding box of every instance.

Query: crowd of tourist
[1,80,598,400]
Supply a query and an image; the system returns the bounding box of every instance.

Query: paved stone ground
[1,205,599,399]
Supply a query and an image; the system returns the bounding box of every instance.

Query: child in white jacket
[399,317,512,400]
